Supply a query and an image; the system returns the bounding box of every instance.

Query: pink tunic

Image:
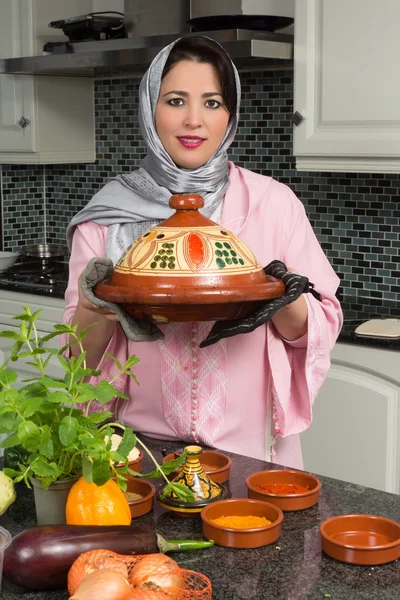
[63,164,342,468]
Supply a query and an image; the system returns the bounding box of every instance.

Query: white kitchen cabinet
[293,0,400,173]
[0,0,95,163]
[301,342,400,494]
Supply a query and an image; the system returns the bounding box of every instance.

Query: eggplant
[3,524,158,590]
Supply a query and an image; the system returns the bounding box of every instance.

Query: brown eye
[168,98,184,107]
[205,99,221,109]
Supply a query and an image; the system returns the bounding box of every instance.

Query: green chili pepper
[3,445,29,471]
[157,534,214,553]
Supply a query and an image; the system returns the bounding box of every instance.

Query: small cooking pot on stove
[21,244,68,272]
[22,244,68,261]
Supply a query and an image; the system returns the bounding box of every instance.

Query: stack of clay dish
[201,498,283,549]
[246,469,321,511]
[320,514,400,565]
[162,449,232,484]
[157,445,228,517]
[95,194,285,323]
[124,479,156,519]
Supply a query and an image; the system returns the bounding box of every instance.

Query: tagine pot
[157,445,229,517]
[95,194,285,323]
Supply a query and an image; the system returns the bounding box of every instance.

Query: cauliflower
[0,470,16,515]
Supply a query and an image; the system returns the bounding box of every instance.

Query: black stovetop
[0,258,69,299]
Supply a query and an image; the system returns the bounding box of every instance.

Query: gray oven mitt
[80,257,164,343]
[199,260,322,348]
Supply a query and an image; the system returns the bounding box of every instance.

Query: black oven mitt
[199,260,323,348]
[80,257,164,343]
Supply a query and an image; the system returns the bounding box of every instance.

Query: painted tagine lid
[95,194,285,323]
[157,445,229,516]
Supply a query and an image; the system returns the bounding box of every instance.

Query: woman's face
[155,59,230,169]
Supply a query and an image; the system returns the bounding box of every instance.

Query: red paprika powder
[257,482,310,495]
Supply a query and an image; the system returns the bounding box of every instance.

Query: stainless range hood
[0,30,293,77]
[0,0,293,78]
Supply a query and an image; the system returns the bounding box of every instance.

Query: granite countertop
[338,295,400,350]
[1,436,399,600]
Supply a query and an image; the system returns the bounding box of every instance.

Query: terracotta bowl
[162,449,232,484]
[95,194,284,323]
[246,469,321,511]
[201,498,283,549]
[124,478,156,519]
[320,514,400,565]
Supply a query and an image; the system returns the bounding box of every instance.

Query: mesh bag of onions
[68,549,212,600]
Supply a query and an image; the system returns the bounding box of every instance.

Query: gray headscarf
[66,36,241,264]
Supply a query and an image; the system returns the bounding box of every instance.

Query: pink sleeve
[268,187,343,438]
[62,222,130,415]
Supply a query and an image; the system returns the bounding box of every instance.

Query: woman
[64,35,343,467]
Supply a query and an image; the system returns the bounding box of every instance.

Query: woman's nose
[183,105,202,128]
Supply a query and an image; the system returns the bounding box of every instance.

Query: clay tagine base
[95,193,285,323]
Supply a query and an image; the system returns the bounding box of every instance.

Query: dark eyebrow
[162,90,223,98]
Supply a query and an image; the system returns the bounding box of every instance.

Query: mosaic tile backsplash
[1,69,400,300]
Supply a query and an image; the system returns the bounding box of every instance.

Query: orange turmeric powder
[210,515,272,529]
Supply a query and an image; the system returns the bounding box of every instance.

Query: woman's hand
[77,270,119,322]
[271,267,308,341]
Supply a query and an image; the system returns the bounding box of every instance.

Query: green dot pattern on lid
[214,241,246,269]
[150,242,176,269]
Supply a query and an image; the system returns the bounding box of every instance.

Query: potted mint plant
[0,306,191,525]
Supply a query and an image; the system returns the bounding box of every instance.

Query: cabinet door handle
[292,111,305,126]
[18,116,30,128]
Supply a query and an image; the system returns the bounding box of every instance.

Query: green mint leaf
[39,331,62,343]
[92,459,112,486]
[59,416,79,446]
[115,472,127,492]
[116,464,128,474]
[10,340,24,359]
[125,355,140,369]
[31,456,60,479]
[0,413,21,434]
[21,396,45,418]
[18,421,41,452]
[0,369,17,387]
[105,352,123,371]
[139,467,162,479]
[116,428,137,458]
[47,391,71,404]
[39,426,54,459]
[82,456,93,484]
[0,433,20,448]
[57,354,72,373]
[88,411,113,424]
[12,314,32,322]
[94,379,117,404]
[31,348,46,356]
[0,331,25,341]
[168,482,195,502]
[160,450,187,475]
[110,451,127,464]
[40,377,68,389]
[3,467,23,479]
[53,324,75,334]
[126,373,139,386]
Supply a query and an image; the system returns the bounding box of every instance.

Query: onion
[126,591,174,600]
[130,554,183,598]
[70,569,133,600]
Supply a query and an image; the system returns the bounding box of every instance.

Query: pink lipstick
[177,136,205,149]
